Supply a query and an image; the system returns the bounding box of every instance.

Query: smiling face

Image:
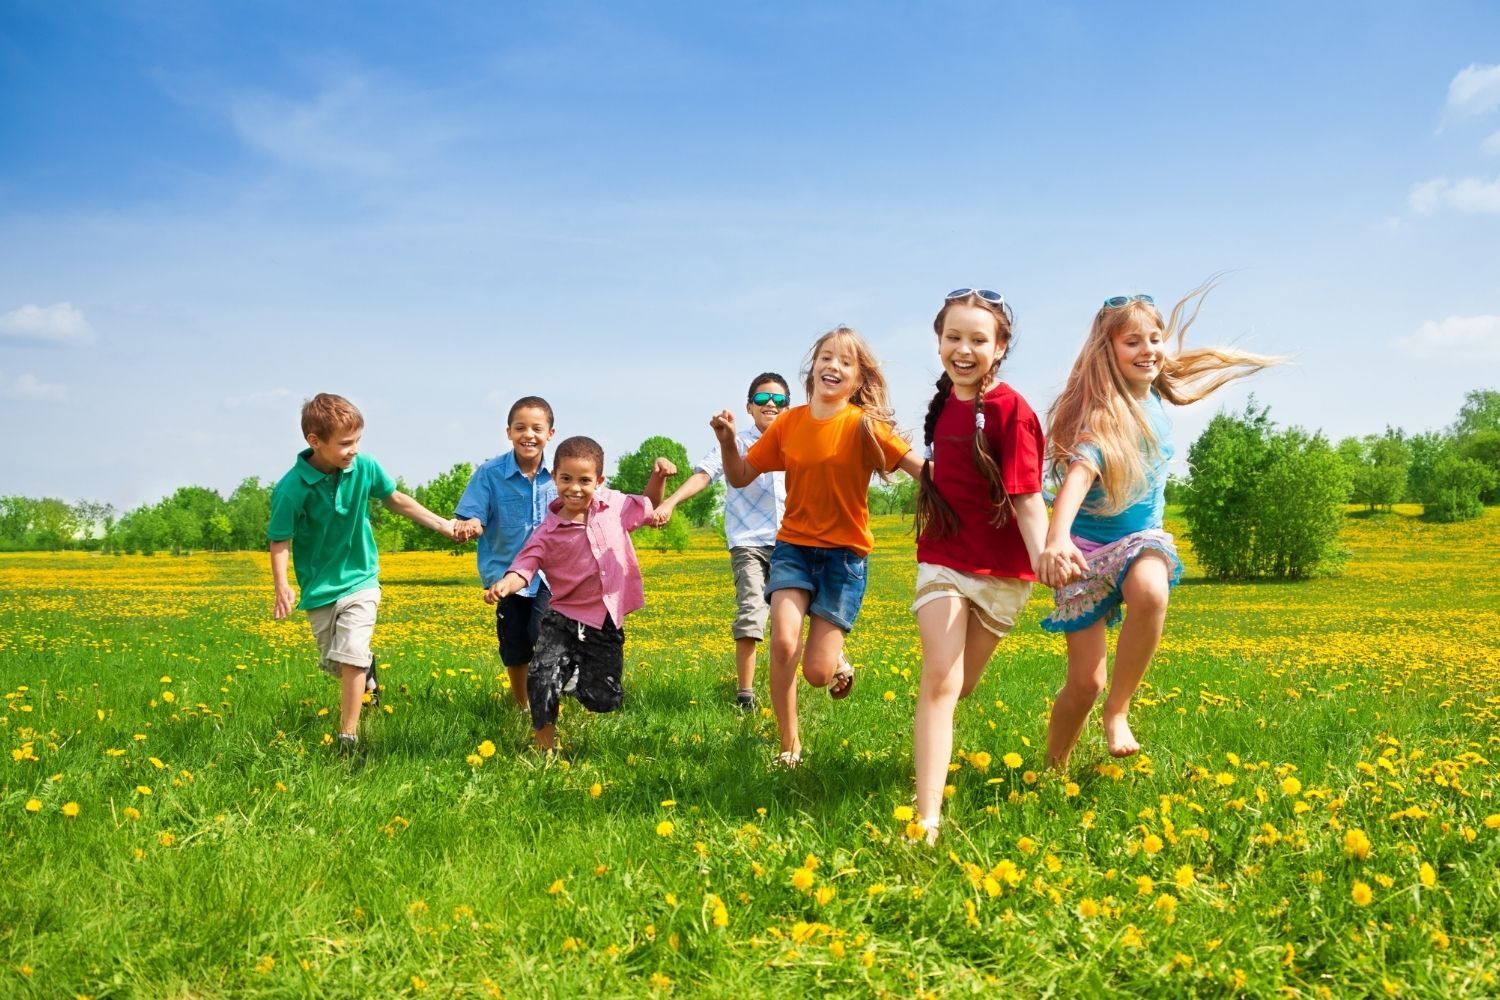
[554,455,603,520]
[305,425,362,474]
[809,334,861,406]
[745,379,790,432]
[506,405,555,470]
[938,304,1005,400]
[1111,318,1165,398]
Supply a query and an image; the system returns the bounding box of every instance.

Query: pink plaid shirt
[506,487,654,629]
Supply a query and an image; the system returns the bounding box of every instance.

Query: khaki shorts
[306,586,381,677]
[911,564,1031,639]
[729,545,773,640]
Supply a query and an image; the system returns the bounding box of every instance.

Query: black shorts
[528,609,625,731]
[495,586,551,667]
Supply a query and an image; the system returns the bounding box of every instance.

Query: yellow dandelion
[410,974,427,991]
[893,804,914,822]
[465,754,483,767]
[255,955,275,974]
[1344,828,1372,859]
[477,740,496,758]
[61,801,79,818]
[590,782,603,798]
[1002,752,1023,769]
[1142,834,1164,855]
[547,879,565,895]
[24,799,42,814]
[136,785,152,796]
[1351,881,1374,906]
[791,867,814,891]
[1016,836,1036,854]
[1483,814,1500,829]
[882,690,896,702]
[158,831,176,847]
[655,820,674,837]
[1431,928,1450,949]
[1174,865,1195,889]
[1280,776,1302,795]
[814,886,836,905]
[1077,897,1101,918]
[1419,862,1437,888]
[1136,874,1155,895]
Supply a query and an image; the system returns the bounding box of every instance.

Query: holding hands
[452,517,484,543]
[1037,538,1089,588]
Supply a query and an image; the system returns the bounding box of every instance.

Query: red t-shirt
[915,383,1044,579]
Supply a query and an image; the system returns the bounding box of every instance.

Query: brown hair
[553,435,605,477]
[1047,276,1283,515]
[914,293,1015,541]
[301,393,363,440]
[507,395,555,427]
[801,326,901,480]
[747,372,789,403]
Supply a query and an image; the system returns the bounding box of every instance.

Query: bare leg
[339,663,366,737]
[1100,554,1171,757]
[913,599,1002,833]
[734,637,759,691]
[800,616,848,688]
[1045,622,1108,770]
[507,664,530,709]
[767,589,810,755]
[533,723,555,751]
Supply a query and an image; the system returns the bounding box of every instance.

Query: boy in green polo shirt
[269,393,463,750]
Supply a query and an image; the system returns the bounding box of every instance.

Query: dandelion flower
[1077,898,1100,918]
[477,740,496,758]
[1280,776,1302,795]
[893,805,914,822]
[655,820,675,837]
[24,799,42,814]
[791,867,815,891]
[61,801,80,818]
[1419,862,1437,888]
[1142,834,1164,855]
[590,783,603,798]
[1344,828,1372,860]
[1002,752,1023,769]
[1351,881,1374,906]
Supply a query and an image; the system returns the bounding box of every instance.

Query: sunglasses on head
[1103,294,1155,309]
[751,391,790,407]
[946,288,1005,306]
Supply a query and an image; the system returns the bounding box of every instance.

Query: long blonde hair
[1047,276,1282,514]
[802,325,900,480]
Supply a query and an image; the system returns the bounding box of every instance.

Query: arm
[453,517,483,542]
[1037,463,1095,587]
[269,540,295,619]
[895,449,926,479]
[710,411,760,488]
[484,570,529,605]
[383,490,458,540]
[1009,492,1048,576]
[644,457,677,508]
[651,469,713,526]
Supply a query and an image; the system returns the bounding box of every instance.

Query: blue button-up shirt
[456,451,557,592]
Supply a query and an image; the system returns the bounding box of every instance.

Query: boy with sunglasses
[652,373,792,710]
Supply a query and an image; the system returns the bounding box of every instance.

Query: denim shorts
[765,540,868,632]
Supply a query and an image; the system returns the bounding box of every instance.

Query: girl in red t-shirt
[910,289,1051,843]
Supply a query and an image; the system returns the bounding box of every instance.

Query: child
[1037,281,1280,768]
[910,289,1049,843]
[453,396,557,711]
[484,435,675,752]
[652,372,789,710]
[712,326,925,768]
[269,393,460,751]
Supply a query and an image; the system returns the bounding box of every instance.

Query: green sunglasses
[751,391,790,408]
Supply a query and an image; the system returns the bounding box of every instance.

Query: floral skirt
[1041,530,1183,634]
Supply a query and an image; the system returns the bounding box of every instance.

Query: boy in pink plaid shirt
[486,435,675,751]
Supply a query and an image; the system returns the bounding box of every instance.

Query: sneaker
[336,733,358,754]
[365,657,381,707]
[562,666,579,696]
[735,690,757,711]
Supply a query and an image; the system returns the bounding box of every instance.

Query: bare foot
[1103,714,1140,757]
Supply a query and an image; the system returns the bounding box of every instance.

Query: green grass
[1,507,1498,998]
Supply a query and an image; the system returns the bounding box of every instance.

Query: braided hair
[913,293,1014,541]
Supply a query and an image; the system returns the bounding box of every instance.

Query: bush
[614,435,694,553]
[1182,404,1351,579]
[1423,454,1496,523]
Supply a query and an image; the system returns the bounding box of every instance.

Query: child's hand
[710,410,736,443]
[273,583,296,620]
[437,517,460,541]
[484,573,520,604]
[650,501,675,527]
[453,517,483,543]
[652,456,677,479]
[1038,540,1089,587]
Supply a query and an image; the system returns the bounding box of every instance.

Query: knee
[769,633,800,663]
[1127,582,1170,619]
[957,676,981,700]
[1059,674,1105,704]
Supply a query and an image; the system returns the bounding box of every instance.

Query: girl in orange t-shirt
[712,325,925,768]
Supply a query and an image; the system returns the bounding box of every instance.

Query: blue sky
[2,1,1498,510]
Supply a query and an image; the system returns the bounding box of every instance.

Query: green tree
[1457,429,1500,504]
[0,496,36,550]
[867,473,918,515]
[1182,403,1351,579]
[403,462,474,552]
[227,477,273,549]
[1450,388,1500,439]
[29,498,80,550]
[614,436,692,552]
[206,512,233,551]
[1403,431,1449,503]
[1423,453,1496,523]
[1337,428,1409,512]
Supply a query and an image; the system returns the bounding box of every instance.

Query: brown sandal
[829,656,855,700]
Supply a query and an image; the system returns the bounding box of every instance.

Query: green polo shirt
[268,450,397,610]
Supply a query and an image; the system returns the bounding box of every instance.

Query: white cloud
[1445,64,1500,121]
[0,371,67,401]
[224,388,294,408]
[1484,129,1500,157]
[0,302,96,345]
[1399,315,1500,361]
[1407,176,1500,215]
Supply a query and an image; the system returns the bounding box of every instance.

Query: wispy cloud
[1408,176,1500,215]
[1399,314,1500,361]
[0,371,67,401]
[1445,63,1500,121]
[0,303,96,345]
[224,388,295,408]
[1483,129,1500,157]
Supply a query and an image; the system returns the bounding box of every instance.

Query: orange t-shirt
[745,404,910,557]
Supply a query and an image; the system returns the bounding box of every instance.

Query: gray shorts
[729,545,773,640]
[305,586,380,677]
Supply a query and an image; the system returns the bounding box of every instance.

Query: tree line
[4,389,1495,579]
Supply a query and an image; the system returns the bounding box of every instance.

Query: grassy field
[2,506,1498,998]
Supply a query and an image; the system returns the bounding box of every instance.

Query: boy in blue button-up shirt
[454,396,558,710]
